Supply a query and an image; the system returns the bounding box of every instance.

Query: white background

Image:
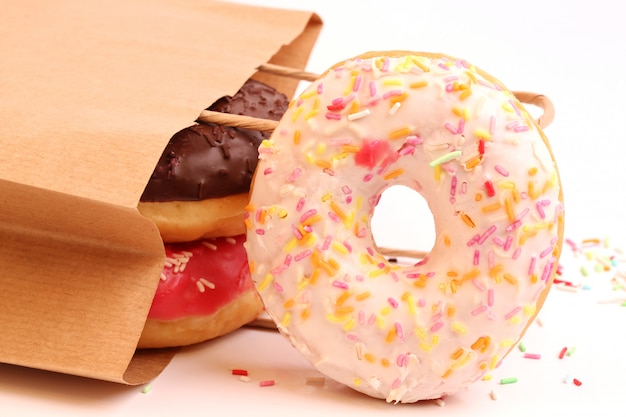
[2,1,626,416]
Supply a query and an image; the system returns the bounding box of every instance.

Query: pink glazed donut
[245,51,564,403]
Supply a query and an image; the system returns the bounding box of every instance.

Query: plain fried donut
[138,193,249,243]
[244,51,564,403]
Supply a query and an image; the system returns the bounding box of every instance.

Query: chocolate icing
[140,79,289,202]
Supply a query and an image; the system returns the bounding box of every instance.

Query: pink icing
[148,234,253,320]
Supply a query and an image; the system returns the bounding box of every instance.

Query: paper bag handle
[200,64,555,130]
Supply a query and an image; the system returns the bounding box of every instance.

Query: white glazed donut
[244,51,564,403]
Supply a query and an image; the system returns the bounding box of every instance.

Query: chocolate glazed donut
[141,79,289,202]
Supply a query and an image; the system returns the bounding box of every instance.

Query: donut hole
[371,185,436,262]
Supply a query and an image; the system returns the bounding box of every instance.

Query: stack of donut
[245,51,564,403]
[137,79,289,348]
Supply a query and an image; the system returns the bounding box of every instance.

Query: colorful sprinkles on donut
[245,52,564,403]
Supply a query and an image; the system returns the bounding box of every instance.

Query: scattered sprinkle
[259,380,276,387]
[555,284,578,293]
[499,377,518,385]
[141,384,152,394]
[232,369,249,376]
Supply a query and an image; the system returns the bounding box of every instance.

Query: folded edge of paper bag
[0,178,169,383]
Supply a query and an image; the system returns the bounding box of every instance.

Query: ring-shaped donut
[245,51,564,403]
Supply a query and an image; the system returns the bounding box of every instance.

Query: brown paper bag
[0,0,322,384]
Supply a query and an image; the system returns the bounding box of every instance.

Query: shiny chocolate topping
[140,79,288,202]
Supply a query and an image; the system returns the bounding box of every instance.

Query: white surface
[3,0,626,415]
[1,272,625,417]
